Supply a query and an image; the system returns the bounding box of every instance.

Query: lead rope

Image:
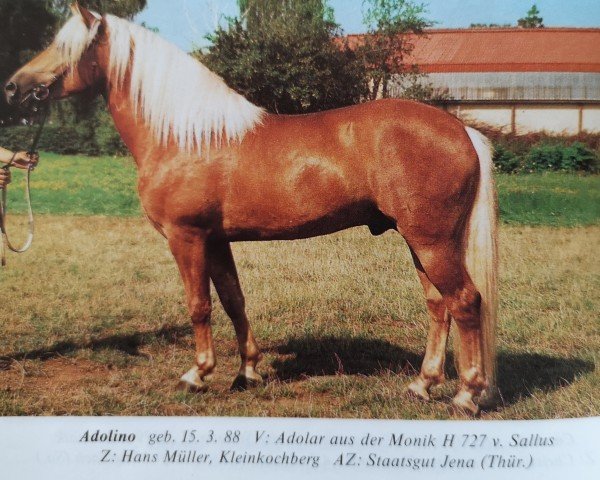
[0,161,34,265]
[0,104,48,266]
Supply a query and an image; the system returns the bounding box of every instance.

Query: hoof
[231,371,263,392]
[478,386,501,411]
[406,379,430,402]
[452,390,480,417]
[177,366,209,393]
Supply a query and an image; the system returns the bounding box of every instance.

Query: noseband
[17,79,54,106]
[32,85,51,102]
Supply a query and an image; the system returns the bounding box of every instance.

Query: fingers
[0,169,11,188]
[11,151,38,169]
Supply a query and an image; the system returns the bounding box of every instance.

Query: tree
[50,0,147,19]
[0,0,58,85]
[237,0,335,31]
[200,0,366,114]
[358,0,432,100]
[517,4,544,28]
[469,23,512,28]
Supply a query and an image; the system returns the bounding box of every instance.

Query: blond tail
[464,126,499,403]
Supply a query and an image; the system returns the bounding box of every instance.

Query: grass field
[0,154,598,418]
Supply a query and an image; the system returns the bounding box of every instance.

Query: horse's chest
[137,171,218,227]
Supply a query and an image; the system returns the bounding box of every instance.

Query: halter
[0,101,49,266]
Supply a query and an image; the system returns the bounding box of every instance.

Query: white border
[1,416,598,479]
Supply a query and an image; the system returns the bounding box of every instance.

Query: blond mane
[54,12,264,152]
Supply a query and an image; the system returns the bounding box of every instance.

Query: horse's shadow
[1,329,593,407]
[270,335,594,406]
[0,324,191,368]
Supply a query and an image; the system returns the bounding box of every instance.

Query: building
[356,28,600,134]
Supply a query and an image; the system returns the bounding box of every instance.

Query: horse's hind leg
[167,228,215,392]
[406,248,451,401]
[410,242,487,415]
[208,240,263,390]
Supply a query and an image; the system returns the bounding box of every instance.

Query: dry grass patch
[0,216,597,418]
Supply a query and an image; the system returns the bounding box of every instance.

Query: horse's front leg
[208,240,263,390]
[167,227,215,392]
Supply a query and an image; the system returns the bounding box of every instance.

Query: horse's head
[4,4,108,108]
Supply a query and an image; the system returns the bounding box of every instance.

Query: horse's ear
[71,3,102,30]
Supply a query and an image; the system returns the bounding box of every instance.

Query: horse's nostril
[4,82,17,95]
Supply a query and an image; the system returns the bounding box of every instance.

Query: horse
[4,4,498,415]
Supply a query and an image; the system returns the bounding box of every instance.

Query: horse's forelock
[54,13,101,68]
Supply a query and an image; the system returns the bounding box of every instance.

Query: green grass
[497,173,600,226]
[5,152,140,216]
[4,153,599,225]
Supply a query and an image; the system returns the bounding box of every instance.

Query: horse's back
[258,98,480,208]
[252,98,476,170]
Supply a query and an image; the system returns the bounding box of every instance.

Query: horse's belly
[222,201,374,241]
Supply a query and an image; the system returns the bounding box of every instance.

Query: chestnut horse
[5,5,498,414]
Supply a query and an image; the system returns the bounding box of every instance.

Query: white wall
[449,106,513,133]
[583,106,600,133]
[448,104,600,134]
[516,106,579,135]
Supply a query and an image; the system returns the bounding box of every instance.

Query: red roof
[345,28,600,73]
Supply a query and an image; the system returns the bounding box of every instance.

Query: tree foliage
[200,0,366,114]
[237,0,335,31]
[517,4,544,28]
[359,0,432,99]
[51,0,147,19]
[0,0,58,84]
[469,23,512,29]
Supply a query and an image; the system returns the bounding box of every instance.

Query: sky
[136,0,600,52]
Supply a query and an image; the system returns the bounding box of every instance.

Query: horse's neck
[106,87,163,169]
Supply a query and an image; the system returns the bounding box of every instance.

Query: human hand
[10,151,39,170]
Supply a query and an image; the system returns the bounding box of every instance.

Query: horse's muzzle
[3,82,51,111]
[4,81,18,105]
[4,71,55,106]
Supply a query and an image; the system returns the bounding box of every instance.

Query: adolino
[79,430,135,442]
